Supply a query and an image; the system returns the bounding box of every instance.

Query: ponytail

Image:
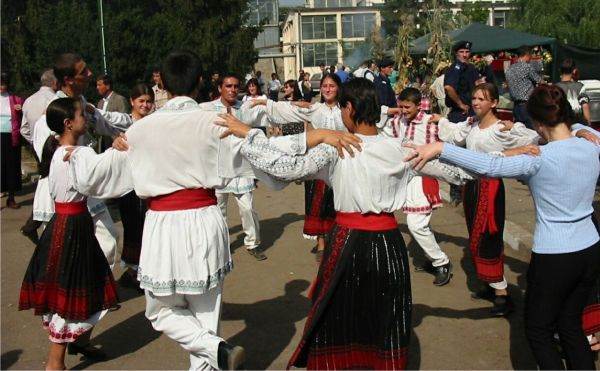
[39,135,60,178]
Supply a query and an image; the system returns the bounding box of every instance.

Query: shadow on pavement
[70,311,160,370]
[229,212,304,253]
[1,349,23,369]
[221,279,311,369]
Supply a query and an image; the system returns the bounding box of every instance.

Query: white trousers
[145,285,223,370]
[217,192,260,249]
[39,211,118,270]
[92,211,118,270]
[406,212,449,267]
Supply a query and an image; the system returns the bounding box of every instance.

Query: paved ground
[2,177,599,369]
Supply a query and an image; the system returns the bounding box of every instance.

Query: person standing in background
[20,69,57,144]
[0,72,24,209]
[151,67,169,109]
[96,75,130,114]
[268,73,281,102]
[505,46,543,129]
[335,64,349,83]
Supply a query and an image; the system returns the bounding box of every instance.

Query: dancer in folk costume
[19,98,119,370]
[380,87,452,285]
[218,78,473,370]
[95,83,155,287]
[435,83,540,316]
[199,74,269,261]
[252,73,344,259]
[408,84,600,369]
[31,53,132,272]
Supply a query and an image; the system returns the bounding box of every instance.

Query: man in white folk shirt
[199,74,267,261]
[19,69,58,244]
[67,50,305,369]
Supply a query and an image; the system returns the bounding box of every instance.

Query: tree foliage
[459,1,489,25]
[1,0,262,97]
[510,0,600,48]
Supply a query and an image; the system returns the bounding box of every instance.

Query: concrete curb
[439,184,533,251]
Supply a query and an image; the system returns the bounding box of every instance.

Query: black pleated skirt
[118,190,147,267]
[289,223,411,370]
[19,209,119,321]
[1,133,22,193]
[303,180,336,237]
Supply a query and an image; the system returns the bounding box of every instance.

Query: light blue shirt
[441,124,600,254]
[0,115,11,133]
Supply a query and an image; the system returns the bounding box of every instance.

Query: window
[302,43,339,67]
[313,0,353,7]
[248,0,278,26]
[342,41,365,58]
[493,11,506,28]
[341,13,376,38]
[301,15,337,40]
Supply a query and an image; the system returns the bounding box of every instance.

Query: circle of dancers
[14,45,600,370]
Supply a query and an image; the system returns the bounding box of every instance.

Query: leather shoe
[247,248,267,261]
[433,262,452,286]
[217,341,245,370]
[491,295,514,317]
[67,343,107,360]
[471,286,495,301]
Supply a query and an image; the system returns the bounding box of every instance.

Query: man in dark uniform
[444,40,480,123]
[374,58,397,108]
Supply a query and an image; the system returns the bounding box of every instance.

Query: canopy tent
[409,22,555,55]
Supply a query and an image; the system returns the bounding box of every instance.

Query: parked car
[309,73,322,93]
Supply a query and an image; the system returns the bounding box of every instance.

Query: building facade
[281,0,383,80]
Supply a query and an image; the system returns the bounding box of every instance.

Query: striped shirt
[440,124,600,254]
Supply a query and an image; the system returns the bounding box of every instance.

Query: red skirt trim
[582,303,600,335]
[304,180,335,236]
[335,212,397,231]
[54,201,87,215]
[147,188,216,211]
[466,178,504,283]
[307,344,408,370]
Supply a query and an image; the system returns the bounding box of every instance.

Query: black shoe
[67,343,107,360]
[217,341,245,370]
[433,262,452,286]
[414,260,433,273]
[471,286,496,301]
[491,295,514,317]
[247,248,267,261]
[20,226,39,245]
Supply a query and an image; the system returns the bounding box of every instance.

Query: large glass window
[341,13,376,38]
[301,15,337,40]
[248,0,278,26]
[302,42,339,67]
[313,0,353,7]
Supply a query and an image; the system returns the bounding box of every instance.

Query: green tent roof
[409,22,555,55]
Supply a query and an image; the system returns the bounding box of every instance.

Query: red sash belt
[335,212,397,231]
[147,188,217,211]
[54,201,87,215]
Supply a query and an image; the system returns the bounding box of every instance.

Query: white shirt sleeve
[491,122,540,149]
[96,110,135,132]
[437,118,472,146]
[69,146,134,198]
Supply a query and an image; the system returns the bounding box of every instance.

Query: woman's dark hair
[40,98,80,177]
[284,79,302,101]
[320,72,342,103]
[472,82,499,102]
[245,78,263,96]
[161,50,202,96]
[398,87,421,105]
[130,83,155,102]
[560,58,576,75]
[339,78,380,126]
[527,84,575,127]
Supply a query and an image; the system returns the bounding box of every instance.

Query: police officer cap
[453,40,472,52]
[377,58,394,69]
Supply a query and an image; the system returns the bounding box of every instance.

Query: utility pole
[98,0,108,74]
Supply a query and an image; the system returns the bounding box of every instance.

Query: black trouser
[525,241,600,370]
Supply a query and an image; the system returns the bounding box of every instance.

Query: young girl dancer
[435,83,540,316]
[19,97,119,370]
[218,78,473,370]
